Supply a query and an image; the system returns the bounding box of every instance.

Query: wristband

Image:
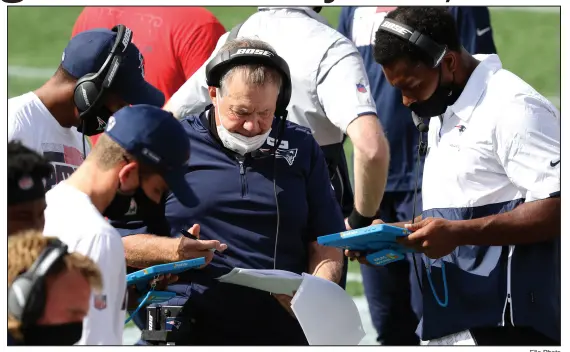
[347,209,376,229]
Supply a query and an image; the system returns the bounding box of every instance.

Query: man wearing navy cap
[43,105,223,345]
[8,27,164,192]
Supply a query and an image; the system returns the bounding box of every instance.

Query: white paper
[216,268,303,295]
[291,273,366,345]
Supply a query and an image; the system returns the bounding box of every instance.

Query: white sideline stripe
[8,65,561,108]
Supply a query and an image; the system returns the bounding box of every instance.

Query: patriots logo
[275,148,298,166]
[96,117,107,131]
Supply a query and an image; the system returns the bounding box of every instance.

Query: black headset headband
[378,18,447,68]
[8,238,69,326]
[74,24,132,117]
[205,23,292,120]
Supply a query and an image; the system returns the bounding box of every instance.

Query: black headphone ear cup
[74,74,100,113]
[8,276,34,323]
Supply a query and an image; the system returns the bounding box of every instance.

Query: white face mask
[215,90,272,156]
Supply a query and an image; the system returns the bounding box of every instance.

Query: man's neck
[456,48,481,87]
[65,161,119,214]
[34,80,78,129]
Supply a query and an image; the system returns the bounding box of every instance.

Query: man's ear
[443,52,457,75]
[208,86,217,106]
[117,161,139,190]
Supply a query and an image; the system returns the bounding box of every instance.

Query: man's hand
[398,217,462,259]
[344,219,384,266]
[272,292,296,317]
[177,224,228,264]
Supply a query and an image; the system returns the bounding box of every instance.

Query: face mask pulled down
[408,67,463,119]
[215,90,271,156]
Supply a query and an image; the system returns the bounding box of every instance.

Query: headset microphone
[411,112,429,133]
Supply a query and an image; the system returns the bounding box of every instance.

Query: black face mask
[409,66,463,118]
[22,321,83,345]
[104,187,162,220]
[80,107,113,137]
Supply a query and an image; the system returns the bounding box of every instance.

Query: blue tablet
[137,291,177,304]
[127,257,207,286]
[317,224,414,253]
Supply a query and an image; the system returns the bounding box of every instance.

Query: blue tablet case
[317,224,414,266]
[127,257,207,286]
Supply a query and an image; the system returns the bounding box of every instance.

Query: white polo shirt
[166,7,377,147]
[8,92,91,190]
[43,182,127,345]
[419,54,560,342]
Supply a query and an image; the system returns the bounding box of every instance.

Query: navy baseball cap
[104,105,197,207]
[62,28,164,107]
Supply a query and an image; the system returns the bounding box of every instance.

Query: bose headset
[73,24,133,156]
[378,17,450,307]
[8,238,70,326]
[204,23,293,271]
[205,23,293,154]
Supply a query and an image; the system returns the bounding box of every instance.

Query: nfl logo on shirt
[356,83,367,93]
[94,294,107,310]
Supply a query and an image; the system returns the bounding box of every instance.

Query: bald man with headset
[112,36,345,345]
[165,7,390,257]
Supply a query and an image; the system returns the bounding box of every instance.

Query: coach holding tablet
[113,37,345,345]
[348,7,560,346]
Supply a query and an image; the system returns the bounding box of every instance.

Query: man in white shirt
[43,105,224,345]
[348,7,560,346]
[164,8,390,265]
[8,26,164,191]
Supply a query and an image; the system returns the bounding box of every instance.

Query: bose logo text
[121,28,132,50]
[381,21,413,36]
[234,48,274,57]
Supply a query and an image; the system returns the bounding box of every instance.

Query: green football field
[7,7,561,299]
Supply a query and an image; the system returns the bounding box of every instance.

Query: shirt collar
[257,7,330,26]
[449,54,502,122]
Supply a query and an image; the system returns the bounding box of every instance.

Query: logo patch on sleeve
[94,294,107,310]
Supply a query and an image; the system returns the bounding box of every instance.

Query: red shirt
[72,7,225,144]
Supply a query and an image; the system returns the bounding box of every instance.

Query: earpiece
[8,238,69,327]
[205,23,292,152]
[73,25,132,124]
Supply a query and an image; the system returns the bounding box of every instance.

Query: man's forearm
[456,197,560,246]
[353,144,389,217]
[308,242,344,283]
[122,234,180,268]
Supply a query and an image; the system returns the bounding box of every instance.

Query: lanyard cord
[410,131,448,308]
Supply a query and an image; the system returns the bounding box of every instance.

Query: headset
[205,23,294,272]
[378,17,449,308]
[8,238,69,326]
[73,24,133,157]
[205,23,293,155]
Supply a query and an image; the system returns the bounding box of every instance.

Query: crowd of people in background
[7,6,560,347]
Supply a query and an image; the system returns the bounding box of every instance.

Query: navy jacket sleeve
[306,137,346,242]
[449,6,497,55]
[337,7,353,38]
